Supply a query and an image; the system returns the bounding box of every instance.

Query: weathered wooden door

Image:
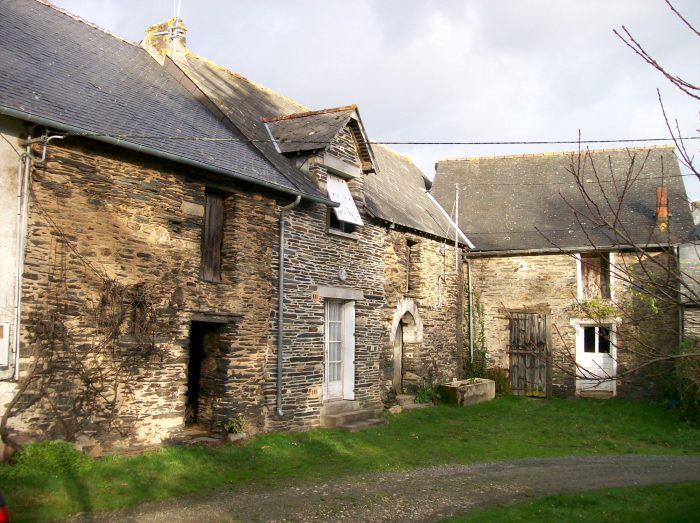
[508,312,551,397]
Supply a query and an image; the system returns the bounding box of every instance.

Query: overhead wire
[56,130,699,146]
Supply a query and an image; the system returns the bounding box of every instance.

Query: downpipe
[276,195,301,417]
[12,133,64,380]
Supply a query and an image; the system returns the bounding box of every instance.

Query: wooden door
[508,312,551,397]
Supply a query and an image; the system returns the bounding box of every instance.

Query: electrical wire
[57,130,699,146]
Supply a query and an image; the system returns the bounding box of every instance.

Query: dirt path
[70,455,700,522]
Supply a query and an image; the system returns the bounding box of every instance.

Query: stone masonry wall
[470,254,578,397]
[264,125,385,431]
[13,138,279,454]
[381,230,465,402]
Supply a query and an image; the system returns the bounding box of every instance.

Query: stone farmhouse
[433,147,694,399]
[0,1,470,454]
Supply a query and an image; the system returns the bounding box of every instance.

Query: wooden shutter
[201,191,224,282]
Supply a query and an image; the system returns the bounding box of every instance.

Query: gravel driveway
[69,455,700,522]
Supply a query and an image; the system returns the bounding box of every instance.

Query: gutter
[0,105,335,207]
[277,195,301,417]
[466,243,681,258]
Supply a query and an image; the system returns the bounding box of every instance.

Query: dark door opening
[185,321,221,427]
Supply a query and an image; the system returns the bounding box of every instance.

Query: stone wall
[470,251,680,398]
[380,230,465,402]
[11,137,279,453]
[470,254,578,396]
[264,126,386,431]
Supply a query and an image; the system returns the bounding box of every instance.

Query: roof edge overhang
[0,105,335,206]
[466,243,681,258]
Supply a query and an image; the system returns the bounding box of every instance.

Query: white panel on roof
[326,174,363,226]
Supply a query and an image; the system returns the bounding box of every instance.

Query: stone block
[438,379,495,406]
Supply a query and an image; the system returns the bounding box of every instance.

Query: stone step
[320,400,361,416]
[402,402,432,411]
[396,394,416,406]
[320,408,383,429]
[342,418,385,432]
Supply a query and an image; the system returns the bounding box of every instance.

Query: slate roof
[365,144,468,243]
[433,146,694,251]
[0,0,324,199]
[171,53,322,197]
[263,107,357,154]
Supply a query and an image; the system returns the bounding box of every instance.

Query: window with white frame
[323,299,356,400]
[583,325,612,354]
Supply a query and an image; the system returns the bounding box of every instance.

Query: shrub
[485,367,512,395]
[415,384,440,404]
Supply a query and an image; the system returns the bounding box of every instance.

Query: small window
[583,325,612,354]
[583,326,596,353]
[328,210,357,234]
[201,191,224,282]
[326,174,362,236]
[581,253,611,299]
[406,240,418,293]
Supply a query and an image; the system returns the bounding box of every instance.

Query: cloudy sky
[52,0,700,196]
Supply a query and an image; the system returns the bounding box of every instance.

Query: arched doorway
[392,311,421,394]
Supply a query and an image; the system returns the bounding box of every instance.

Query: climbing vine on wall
[1,180,172,451]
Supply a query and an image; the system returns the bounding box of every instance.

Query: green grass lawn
[442,481,700,522]
[1,396,699,522]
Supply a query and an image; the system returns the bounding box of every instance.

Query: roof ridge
[371,142,417,166]
[38,0,139,47]
[184,50,309,113]
[262,105,357,123]
[437,144,676,163]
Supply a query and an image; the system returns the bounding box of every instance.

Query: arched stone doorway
[389,298,423,394]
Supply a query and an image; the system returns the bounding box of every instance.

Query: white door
[577,325,615,394]
[325,300,343,400]
[324,300,355,401]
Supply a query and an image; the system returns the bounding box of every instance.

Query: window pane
[584,326,595,352]
[599,327,611,353]
[328,301,342,322]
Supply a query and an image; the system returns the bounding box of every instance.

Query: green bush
[676,340,700,421]
[415,384,440,404]
[484,367,512,395]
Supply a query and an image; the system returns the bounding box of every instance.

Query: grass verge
[442,481,700,522]
[1,396,699,521]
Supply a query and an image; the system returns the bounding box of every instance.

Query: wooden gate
[508,312,551,397]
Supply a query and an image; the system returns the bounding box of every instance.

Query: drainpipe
[12,133,65,380]
[676,245,683,345]
[466,257,474,364]
[277,195,301,417]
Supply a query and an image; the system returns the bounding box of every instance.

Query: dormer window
[326,173,363,236]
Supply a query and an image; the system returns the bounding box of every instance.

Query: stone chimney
[142,18,187,65]
[656,185,668,225]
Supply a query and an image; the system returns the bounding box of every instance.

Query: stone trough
[437,378,495,406]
